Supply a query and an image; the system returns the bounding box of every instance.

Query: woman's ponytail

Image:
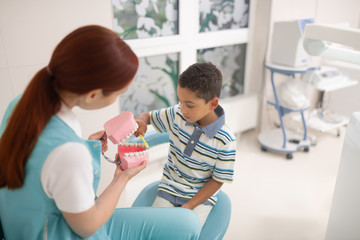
[0,25,138,189]
[0,67,60,189]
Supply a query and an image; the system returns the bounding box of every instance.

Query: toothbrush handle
[139,134,150,149]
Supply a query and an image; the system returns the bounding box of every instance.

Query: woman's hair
[0,25,138,189]
[178,62,222,103]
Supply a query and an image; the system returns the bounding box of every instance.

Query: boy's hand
[134,120,147,137]
[134,113,151,137]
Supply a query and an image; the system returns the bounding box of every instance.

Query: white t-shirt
[40,104,95,213]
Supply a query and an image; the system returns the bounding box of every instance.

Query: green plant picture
[197,44,247,99]
[112,0,178,39]
[114,0,249,114]
[119,53,179,115]
[199,0,249,32]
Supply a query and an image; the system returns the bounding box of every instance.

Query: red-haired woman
[0,25,201,240]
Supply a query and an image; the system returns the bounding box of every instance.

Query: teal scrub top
[0,105,105,239]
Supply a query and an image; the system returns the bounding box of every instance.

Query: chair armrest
[129,131,169,147]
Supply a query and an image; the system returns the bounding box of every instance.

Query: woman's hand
[62,154,146,239]
[113,154,147,182]
[88,130,108,153]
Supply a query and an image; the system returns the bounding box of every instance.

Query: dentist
[0,25,201,240]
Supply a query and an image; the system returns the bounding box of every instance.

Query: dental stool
[130,132,232,240]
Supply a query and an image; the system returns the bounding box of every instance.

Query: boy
[135,62,236,226]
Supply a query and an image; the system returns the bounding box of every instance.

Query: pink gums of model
[103,112,148,170]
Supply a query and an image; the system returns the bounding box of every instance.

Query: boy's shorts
[153,195,213,227]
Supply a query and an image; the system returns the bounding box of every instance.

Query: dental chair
[130,131,232,240]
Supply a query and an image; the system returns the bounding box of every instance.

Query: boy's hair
[178,62,222,103]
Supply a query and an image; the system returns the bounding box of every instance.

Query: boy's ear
[209,97,219,110]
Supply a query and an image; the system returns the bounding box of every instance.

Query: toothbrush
[139,134,149,149]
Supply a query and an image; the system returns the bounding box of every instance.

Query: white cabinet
[303,72,358,135]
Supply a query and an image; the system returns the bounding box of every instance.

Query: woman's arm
[62,161,146,238]
[61,130,146,238]
[181,179,223,210]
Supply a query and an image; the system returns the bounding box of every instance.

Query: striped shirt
[150,104,236,205]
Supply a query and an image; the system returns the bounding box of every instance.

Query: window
[112,0,250,115]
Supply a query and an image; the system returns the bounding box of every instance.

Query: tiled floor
[222,128,344,240]
[99,127,346,240]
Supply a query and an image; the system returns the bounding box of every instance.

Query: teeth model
[103,112,149,170]
[118,142,148,170]
[104,112,139,145]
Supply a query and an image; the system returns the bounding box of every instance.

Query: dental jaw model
[103,112,148,170]
[117,142,147,170]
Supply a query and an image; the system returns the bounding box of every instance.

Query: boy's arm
[134,112,150,137]
[181,179,223,210]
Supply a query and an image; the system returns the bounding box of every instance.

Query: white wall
[0,0,120,196]
[0,0,117,133]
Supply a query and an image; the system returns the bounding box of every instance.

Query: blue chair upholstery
[129,131,170,147]
[132,181,231,240]
[0,131,231,240]
[130,131,232,239]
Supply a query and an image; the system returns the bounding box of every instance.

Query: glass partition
[119,53,179,115]
[197,44,247,99]
[112,0,179,39]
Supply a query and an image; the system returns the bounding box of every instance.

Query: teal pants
[105,207,201,240]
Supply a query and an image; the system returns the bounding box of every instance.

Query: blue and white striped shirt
[150,104,236,205]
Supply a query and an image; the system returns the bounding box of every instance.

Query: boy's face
[177,86,218,127]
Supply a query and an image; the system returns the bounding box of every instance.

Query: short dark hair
[178,62,222,102]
